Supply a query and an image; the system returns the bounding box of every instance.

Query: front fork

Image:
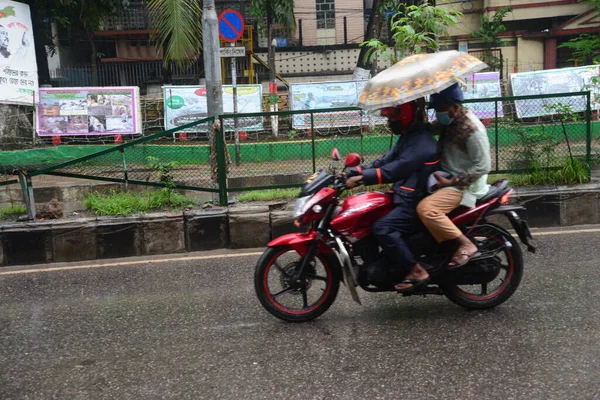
[290,203,362,305]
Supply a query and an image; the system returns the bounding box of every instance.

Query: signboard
[163,85,263,132]
[510,65,600,118]
[218,9,244,43]
[220,46,246,58]
[463,72,504,118]
[0,0,38,105]
[290,81,383,129]
[37,87,141,136]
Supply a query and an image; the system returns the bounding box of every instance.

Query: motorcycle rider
[345,99,439,291]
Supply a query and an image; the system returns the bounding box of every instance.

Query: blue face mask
[436,111,454,126]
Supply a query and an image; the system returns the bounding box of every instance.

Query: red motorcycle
[254,150,535,322]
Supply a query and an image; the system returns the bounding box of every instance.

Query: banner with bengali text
[0,0,38,105]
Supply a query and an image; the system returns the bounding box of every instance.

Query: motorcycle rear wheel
[254,245,341,322]
[442,225,524,310]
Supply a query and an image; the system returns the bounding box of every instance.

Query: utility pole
[203,0,223,121]
[203,0,225,204]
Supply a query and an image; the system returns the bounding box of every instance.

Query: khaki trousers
[417,188,463,243]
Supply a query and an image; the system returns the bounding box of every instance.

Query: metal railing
[0,92,594,209]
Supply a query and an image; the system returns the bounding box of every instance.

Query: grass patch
[236,188,301,202]
[490,158,591,187]
[84,189,198,216]
[0,204,27,219]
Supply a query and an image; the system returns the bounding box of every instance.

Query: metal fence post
[216,116,229,206]
[311,112,316,173]
[586,91,592,171]
[120,148,128,191]
[495,99,499,173]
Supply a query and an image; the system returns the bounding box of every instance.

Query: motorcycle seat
[476,179,509,205]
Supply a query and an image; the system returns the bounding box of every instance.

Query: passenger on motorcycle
[345,99,439,291]
[417,83,492,268]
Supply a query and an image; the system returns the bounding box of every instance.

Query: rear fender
[485,206,536,253]
[268,232,332,256]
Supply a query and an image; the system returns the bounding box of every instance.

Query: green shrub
[84,189,197,216]
[0,204,27,219]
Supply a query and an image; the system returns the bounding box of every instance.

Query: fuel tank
[330,192,394,242]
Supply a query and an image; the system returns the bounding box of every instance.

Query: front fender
[268,231,332,256]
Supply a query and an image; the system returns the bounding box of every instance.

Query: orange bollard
[114,135,123,144]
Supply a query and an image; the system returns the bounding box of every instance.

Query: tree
[354,0,428,79]
[147,0,203,82]
[360,1,461,67]
[558,0,600,65]
[249,0,296,136]
[471,6,512,72]
[29,0,129,85]
[353,0,383,80]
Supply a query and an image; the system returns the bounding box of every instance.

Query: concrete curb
[1,185,599,267]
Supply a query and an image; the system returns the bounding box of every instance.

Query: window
[316,0,335,29]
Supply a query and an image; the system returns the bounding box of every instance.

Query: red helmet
[380,102,416,129]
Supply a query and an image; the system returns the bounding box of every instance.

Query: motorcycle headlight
[293,195,312,218]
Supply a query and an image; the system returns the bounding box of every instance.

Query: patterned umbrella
[358,51,488,111]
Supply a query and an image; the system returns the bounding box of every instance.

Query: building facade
[47,0,599,89]
[439,0,600,77]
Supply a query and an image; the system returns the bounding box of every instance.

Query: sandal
[448,249,481,269]
[394,276,430,293]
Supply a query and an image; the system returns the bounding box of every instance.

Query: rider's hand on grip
[346,175,363,189]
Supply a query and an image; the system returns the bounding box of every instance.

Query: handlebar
[333,174,363,191]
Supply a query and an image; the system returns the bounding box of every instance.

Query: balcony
[97,1,150,33]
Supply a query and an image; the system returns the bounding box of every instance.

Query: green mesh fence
[0,91,595,206]
[20,117,217,193]
[460,91,593,173]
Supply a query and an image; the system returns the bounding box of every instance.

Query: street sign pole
[218,9,245,166]
[231,42,240,166]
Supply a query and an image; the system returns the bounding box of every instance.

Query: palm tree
[147,0,203,82]
[249,0,296,135]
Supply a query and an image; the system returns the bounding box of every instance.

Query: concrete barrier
[1,184,600,267]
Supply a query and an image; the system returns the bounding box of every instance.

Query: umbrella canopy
[358,51,488,112]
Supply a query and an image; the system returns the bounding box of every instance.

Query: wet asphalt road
[1,226,599,400]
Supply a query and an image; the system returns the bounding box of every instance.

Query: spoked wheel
[443,225,524,310]
[254,245,341,322]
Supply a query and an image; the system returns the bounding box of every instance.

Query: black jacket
[347,125,439,205]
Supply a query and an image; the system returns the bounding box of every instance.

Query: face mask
[388,120,405,135]
[436,111,454,126]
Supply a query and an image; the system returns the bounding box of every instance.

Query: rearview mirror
[331,148,341,161]
[345,153,361,168]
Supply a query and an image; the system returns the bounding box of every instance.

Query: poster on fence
[290,81,382,129]
[37,87,141,136]
[463,72,504,119]
[163,85,263,132]
[0,0,38,106]
[510,65,600,118]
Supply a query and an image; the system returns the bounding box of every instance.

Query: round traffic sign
[218,9,245,43]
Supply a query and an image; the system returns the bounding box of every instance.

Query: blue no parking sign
[218,9,245,43]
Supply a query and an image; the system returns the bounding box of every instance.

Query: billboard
[510,65,600,118]
[0,0,38,105]
[163,85,263,132]
[38,87,141,136]
[289,81,367,129]
[463,72,504,118]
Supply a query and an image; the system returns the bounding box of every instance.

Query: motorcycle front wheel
[254,245,341,322]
